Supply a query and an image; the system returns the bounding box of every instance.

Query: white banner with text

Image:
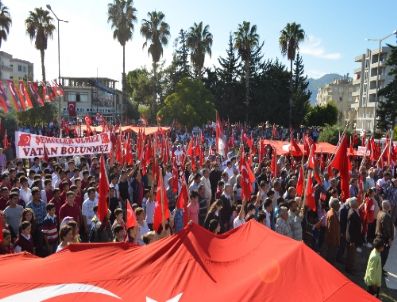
[15,131,112,159]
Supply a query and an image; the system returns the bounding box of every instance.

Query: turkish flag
[304,170,316,212]
[97,155,109,222]
[296,165,304,197]
[153,167,170,232]
[307,145,316,170]
[176,179,189,226]
[68,102,76,117]
[125,199,137,229]
[329,134,350,201]
[271,148,277,178]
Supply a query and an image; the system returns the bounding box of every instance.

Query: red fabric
[97,156,109,222]
[296,165,304,197]
[329,135,350,201]
[153,167,170,232]
[171,158,179,193]
[304,170,316,212]
[289,137,303,157]
[271,148,277,177]
[125,200,137,229]
[176,180,189,226]
[0,221,377,302]
[307,145,315,170]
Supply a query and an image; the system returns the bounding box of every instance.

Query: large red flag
[307,144,316,170]
[289,136,303,157]
[125,199,137,229]
[304,170,316,211]
[296,165,304,197]
[6,80,23,111]
[19,80,33,110]
[329,134,350,201]
[97,155,109,222]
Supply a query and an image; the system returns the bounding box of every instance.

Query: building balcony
[354,67,362,74]
[352,90,360,97]
[355,54,364,62]
[353,78,361,85]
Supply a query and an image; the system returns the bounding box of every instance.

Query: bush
[318,124,352,145]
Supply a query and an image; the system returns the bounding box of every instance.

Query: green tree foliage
[126,68,154,106]
[234,21,260,121]
[291,52,311,127]
[107,0,137,96]
[318,124,352,145]
[304,103,338,127]
[187,22,213,78]
[377,44,397,132]
[158,78,215,128]
[0,1,11,48]
[25,7,55,82]
[16,103,57,126]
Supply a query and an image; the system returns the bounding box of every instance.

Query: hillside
[308,73,343,105]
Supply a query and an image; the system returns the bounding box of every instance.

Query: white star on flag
[146,293,183,302]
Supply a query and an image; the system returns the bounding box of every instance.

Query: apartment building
[0,51,34,81]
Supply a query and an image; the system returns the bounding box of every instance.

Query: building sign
[15,131,112,159]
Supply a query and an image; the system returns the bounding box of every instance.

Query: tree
[234,21,259,121]
[158,78,215,129]
[0,1,11,48]
[319,124,352,145]
[304,103,338,127]
[174,29,190,78]
[25,7,55,82]
[16,103,57,126]
[376,44,397,132]
[187,22,213,78]
[140,11,170,116]
[291,52,311,127]
[126,68,154,107]
[279,22,305,127]
[207,34,243,121]
[107,0,137,99]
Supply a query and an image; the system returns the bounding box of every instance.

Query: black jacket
[346,208,362,245]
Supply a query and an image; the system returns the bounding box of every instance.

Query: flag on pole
[97,155,109,222]
[329,134,350,201]
[304,170,316,211]
[296,165,304,197]
[125,199,137,229]
[216,111,225,156]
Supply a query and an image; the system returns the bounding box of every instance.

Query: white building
[0,51,34,81]
[59,76,123,121]
[316,76,355,125]
[351,46,393,133]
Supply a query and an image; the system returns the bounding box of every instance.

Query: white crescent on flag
[0,283,121,302]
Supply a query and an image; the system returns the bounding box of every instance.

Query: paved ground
[330,243,397,302]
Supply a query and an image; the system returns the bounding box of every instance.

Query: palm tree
[0,1,11,48]
[186,22,213,78]
[234,21,259,121]
[107,0,137,97]
[25,7,55,82]
[140,11,170,83]
[140,11,170,116]
[279,22,305,127]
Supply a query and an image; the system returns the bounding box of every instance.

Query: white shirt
[164,172,172,189]
[223,167,234,179]
[19,187,32,205]
[40,190,48,204]
[264,210,272,228]
[366,176,375,189]
[233,216,245,229]
[82,198,98,227]
[138,221,150,245]
[145,200,156,224]
[200,176,212,201]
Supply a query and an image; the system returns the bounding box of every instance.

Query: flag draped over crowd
[0,80,64,113]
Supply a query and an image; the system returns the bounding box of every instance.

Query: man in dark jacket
[376,200,395,271]
[219,183,233,233]
[336,200,350,263]
[345,197,362,273]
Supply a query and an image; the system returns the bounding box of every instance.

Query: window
[18,65,22,71]
[23,66,26,72]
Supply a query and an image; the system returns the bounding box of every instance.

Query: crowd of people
[0,124,395,298]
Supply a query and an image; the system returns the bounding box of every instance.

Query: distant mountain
[307,73,344,105]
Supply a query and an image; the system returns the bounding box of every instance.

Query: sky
[3,0,397,88]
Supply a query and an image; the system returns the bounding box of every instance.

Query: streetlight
[366,30,397,132]
[46,4,68,122]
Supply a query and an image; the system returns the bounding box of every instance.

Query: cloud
[306,70,326,79]
[300,35,341,60]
